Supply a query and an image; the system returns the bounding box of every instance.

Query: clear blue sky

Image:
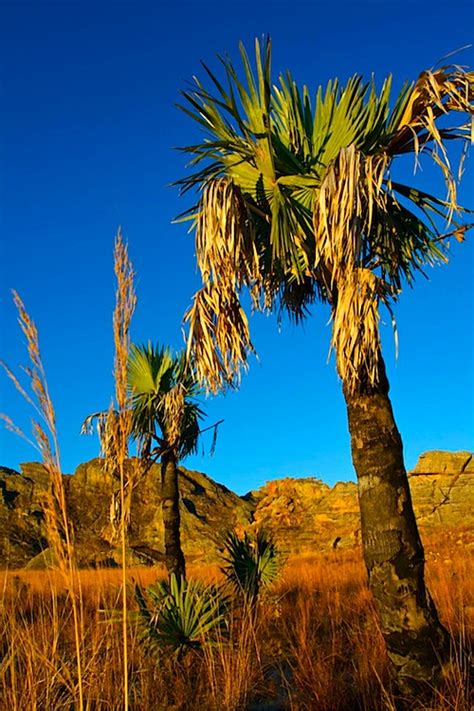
[1,1,473,495]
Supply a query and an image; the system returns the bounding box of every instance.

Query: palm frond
[128,342,206,458]
[220,529,280,603]
[135,575,228,659]
[178,39,473,394]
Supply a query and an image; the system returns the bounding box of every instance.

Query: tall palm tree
[127,343,204,579]
[177,39,473,692]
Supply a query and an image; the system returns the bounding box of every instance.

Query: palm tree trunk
[342,353,449,695]
[160,450,186,579]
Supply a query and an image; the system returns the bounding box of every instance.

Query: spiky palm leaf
[135,574,227,659]
[220,530,279,603]
[127,342,205,459]
[82,343,207,461]
[178,38,473,393]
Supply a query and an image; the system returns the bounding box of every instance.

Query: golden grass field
[1,535,472,711]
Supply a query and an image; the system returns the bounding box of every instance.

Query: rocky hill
[0,451,472,568]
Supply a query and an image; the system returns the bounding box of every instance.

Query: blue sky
[1,1,473,494]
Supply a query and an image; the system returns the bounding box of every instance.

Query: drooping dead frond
[388,66,474,220]
[185,178,262,393]
[195,178,262,290]
[312,147,392,390]
[161,383,185,451]
[331,269,385,392]
[313,146,389,285]
[185,282,254,394]
[81,407,121,466]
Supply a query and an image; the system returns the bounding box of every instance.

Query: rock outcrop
[0,451,472,568]
[407,451,473,532]
[411,450,473,476]
[0,459,252,568]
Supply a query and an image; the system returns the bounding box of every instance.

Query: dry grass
[1,290,85,707]
[1,231,140,711]
[1,540,472,711]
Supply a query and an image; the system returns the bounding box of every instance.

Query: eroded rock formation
[0,451,472,568]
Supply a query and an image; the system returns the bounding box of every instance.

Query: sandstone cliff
[0,451,472,568]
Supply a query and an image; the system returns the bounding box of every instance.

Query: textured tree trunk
[161,450,186,579]
[342,353,450,695]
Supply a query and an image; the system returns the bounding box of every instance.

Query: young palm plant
[221,530,279,604]
[135,574,227,661]
[177,38,473,693]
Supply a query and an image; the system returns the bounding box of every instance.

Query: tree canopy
[178,38,473,393]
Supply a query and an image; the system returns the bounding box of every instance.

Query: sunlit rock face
[411,451,473,476]
[0,458,253,568]
[0,451,472,568]
[408,451,473,531]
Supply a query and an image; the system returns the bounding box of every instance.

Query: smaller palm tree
[83,343,211,579]
[127,342,205,579]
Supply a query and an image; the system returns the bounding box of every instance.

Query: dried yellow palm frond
[187,178,263,392]
[312,146,391,395]
[397,67,473,130]
[390,67,474,220]
[185,281,254,394]
[161,383,186,450]
[196,177,262,291]
[313,146,389,287]
[331,268,383,392]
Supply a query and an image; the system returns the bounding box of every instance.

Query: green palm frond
[83,342,209,461]
[178,38,473,394]
[127,342,205,458]
[135,574,227,659]
[128,342,175,396]
[220,529,280,603]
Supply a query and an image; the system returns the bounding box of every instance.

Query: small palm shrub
[221,530,280,603]
[135,574,227,660]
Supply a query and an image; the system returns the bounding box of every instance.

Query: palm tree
[83,343,205,579]
[177,39,473,693]
[127,343,205,579]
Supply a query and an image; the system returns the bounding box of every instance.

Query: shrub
[220,530,280,603]
[135,574,227,660]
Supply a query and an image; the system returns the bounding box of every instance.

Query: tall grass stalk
[1,290,85,709]
[110,229,137,711]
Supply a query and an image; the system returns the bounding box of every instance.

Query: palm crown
[127,343,205,460]
[178,38,473,393]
